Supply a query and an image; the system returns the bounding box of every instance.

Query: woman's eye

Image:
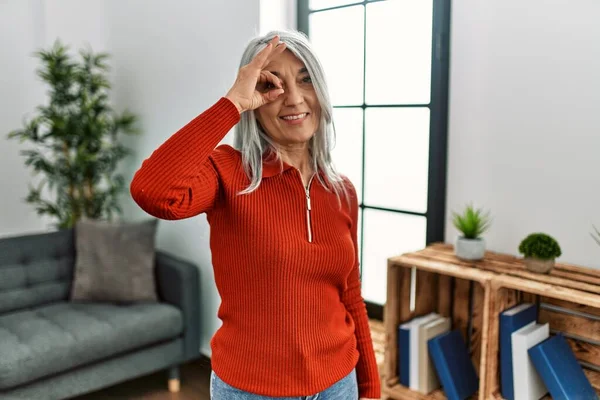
[259,82,276,92]
[302,76,312,83]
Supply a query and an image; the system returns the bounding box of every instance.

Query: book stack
[397,312,479,399]
[500,303,597,400]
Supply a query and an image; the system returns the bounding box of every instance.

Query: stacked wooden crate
[382,243,600,400]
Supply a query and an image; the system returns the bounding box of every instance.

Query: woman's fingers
[251,36,287,70]
[226,36,288,111]
[262,87,285,103]
[269,41,287,63]
[258,70,283,90]
[251,36,279,68]
[256,71,284,107]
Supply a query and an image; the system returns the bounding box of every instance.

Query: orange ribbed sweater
[129,97,381,398]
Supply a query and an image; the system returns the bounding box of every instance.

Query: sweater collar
[261,153,326,182]
[261,153,294,178]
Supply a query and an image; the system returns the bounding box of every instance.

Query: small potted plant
[518,233,562,274]
[452,204,491,260]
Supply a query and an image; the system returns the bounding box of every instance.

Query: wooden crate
[486,270,600,398]
[383,248,495,399]
[382,243,600,400]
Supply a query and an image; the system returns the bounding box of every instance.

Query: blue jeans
[210,368,358,400]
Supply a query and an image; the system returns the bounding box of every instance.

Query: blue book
[428,330,479,400]
[398,322,411,386]
[500,303,537,400]
[528,333,597,399]
[397,313,440,387]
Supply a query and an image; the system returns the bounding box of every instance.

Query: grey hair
[233,29,351,209]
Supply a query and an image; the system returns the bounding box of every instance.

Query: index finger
[251,36,286,69]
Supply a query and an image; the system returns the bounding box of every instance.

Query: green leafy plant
[592,225,600,247]
[7,39,139,229]
[452,204,491,239]
[518,233,562,259]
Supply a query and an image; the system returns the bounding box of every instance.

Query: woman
[130,30,381,400]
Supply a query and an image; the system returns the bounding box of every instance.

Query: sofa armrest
[155,251,200,362]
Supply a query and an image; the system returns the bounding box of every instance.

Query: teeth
[281,113,307,120]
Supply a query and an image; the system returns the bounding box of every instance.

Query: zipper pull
[306,190,311,210]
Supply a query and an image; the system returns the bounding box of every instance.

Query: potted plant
[452,204,492,260]
[518,233,562,274]
[6,40,139,229]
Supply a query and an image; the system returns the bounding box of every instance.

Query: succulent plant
[452,204,491,240]
[518,233,562,260]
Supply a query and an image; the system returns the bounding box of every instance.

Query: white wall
[260,0,297,34]
[446,0,600,269]
[105,0,260,358]
[0,0,45,237]
[0,0,107,237]
[0,0,260,357]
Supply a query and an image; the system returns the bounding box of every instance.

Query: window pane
[361,209,426,305]
[331,108,363,202]
[364,108,429,213]
[309,6,364,106]
[309,0,362,11]
[365,0,433,104]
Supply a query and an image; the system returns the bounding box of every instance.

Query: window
[298,0,451,314]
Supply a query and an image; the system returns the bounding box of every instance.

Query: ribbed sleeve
[343,181,382,399]
[129,98,381,399]
[130,97,240,219]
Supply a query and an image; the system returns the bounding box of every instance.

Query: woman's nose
[283,84,304,106]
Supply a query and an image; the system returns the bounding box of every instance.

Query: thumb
[263,88,284,103]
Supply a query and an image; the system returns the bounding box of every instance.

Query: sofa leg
[168,365,180,393]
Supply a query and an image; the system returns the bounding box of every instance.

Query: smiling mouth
[279,113,309,121]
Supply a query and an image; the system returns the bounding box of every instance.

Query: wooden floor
[75,319,386,400]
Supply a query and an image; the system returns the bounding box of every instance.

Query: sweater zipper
[303,173,316,243]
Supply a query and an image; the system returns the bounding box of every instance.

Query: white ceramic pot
[455,237,486,260]
[524,257,555,274]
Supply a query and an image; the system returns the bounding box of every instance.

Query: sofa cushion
[0,301,183,390]
[0,229,75,315]
[71,218,159,303]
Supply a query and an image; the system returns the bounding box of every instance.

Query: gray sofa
[0,228,201,399]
